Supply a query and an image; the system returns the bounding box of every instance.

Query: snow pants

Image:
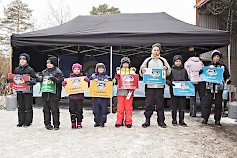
[42,94,60,127]
[17,93,33,125]
[202,89,223,121]
[116,96,133,125]
[92,98,109,124]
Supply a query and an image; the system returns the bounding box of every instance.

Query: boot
[202,119,208,124]
[158,123,167,128]
[142,117,150,128]
[126,124,132,128]
[45,124,53,130]
[71,122,76,129]
[179,111,187,127]
[172,110,178,126]
[215,121,222,127]
[190,105,196,117]
[94,123,100,127]
[54,125,60,130]
[17,123,24,127]
[77,122,82,128]
[100,123,105,127]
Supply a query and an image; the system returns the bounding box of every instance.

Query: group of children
[7,43,231,130]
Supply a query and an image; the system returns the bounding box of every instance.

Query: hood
[188,57,200,62]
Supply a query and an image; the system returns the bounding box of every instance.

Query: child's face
[152,46,160,57]
[46,60,54,68]
[98,67,105,73]
[122,62,129,68]
[19,57,27,66]
[213,55,220,63]
[174,59,182,67]
[73,68,81,75]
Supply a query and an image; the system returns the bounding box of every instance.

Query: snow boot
[71,122,76,129]
[215,121,222,127]
[77,122,82,128]
[17,123,24,127]
[158,123,167,128]
[142,117,150,128]
[45,124,53,130]
[179,111,187,127]
[126,124,132,128]
[94,123,100,127]
[172,110,178,126]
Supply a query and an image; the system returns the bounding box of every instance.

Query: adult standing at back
[139,43,171,128]
[184,54,205,117]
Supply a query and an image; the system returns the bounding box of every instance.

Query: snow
[0,108,237,158]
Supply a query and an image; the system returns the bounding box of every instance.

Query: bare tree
[47,0,72,26]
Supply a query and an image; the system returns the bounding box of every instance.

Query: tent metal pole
[228,44,231,101]
[110,46,113,113]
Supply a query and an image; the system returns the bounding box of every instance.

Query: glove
[25,81,33,86]
[6,78,13,83]
[226,79,231,85]
[49,76,58,83]
[166,80,175,87]
[36,76,43,82]
[115,74,120,80]
[62,81,67,86]
[84,77,90,82]
[199,69,203,75]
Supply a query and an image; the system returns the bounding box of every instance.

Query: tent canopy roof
[11,12,230,47]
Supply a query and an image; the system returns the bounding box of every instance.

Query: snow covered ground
[0,108,237,158]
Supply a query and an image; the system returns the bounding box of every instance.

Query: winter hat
[211,50,222,59]
[47,56,58,67]
[95,63,106,72]
[72,63,82,72]
[173,55,183,63]
[120,57,131,65]
[19,53,30,63]
[152,43,161,50]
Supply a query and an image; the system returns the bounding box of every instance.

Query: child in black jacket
[37,56,64,130]
[167,55,188,127]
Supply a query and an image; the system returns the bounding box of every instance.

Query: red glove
[62,81,67,86]
[84,77,90,82]
[115,74,120,79]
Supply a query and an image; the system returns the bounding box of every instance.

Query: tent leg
[110,46,113,113]
[228,44,231,101]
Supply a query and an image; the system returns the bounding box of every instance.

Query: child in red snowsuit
[114,57,136,128]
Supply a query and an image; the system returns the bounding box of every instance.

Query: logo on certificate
[206,69,218,76]
[97,82,107,91]
[71,78,81,87]
[122,75,134,82]
[151,70,160,77]
[13,76,25,84]
[181,83,189,90]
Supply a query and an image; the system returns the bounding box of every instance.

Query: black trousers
[144,88,165,124]
[42,94,60,126]
[170,95,186,111]
[17,93,33,125]
[69,99,83,123]
[190,82,206,115]
[202,90,223,121]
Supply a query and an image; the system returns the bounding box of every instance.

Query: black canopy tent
[11,12,230,74]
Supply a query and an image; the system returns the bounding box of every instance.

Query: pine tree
[1,0,33,34]
[90,4,120,15]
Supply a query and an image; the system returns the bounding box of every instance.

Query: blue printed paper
[143,68,166,85]
[173,81,195,96]
[200,66,224,84]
